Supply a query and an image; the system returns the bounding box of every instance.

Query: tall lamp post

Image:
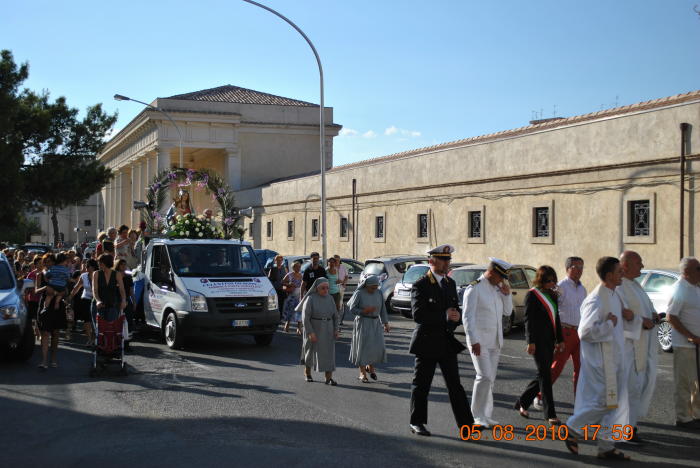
[113,94,185,168]
[241,0,327,263]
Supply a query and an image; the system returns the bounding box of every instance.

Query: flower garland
[169,213,221,239]
[143,168,244,239]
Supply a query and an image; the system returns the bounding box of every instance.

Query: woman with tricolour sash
[514,265,565,426]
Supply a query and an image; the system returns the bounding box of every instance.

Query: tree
[0,50,55,229]
[0,49,117,246]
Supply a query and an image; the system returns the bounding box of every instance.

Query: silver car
[360,255,429,313]
[282,256,364,304]
[635,268,680,352]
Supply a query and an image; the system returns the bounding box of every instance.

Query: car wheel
[657,319,673,353]
[9,320,35,362]
[385,295,394,314]
[163,312,184,349]
[254,334,274,346]
[502,311,514,336]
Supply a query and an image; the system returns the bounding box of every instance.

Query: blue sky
[2,0,699,166]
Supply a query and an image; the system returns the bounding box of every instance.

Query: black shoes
[325,378,337,386]
[410,424,431,436]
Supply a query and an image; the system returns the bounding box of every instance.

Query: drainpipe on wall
[351,179,357,259]
[680,123,690,260]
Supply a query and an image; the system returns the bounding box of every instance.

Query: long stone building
[236,90,699,288]
[100,86,699,288]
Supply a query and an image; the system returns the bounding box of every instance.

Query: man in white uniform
[667,256,700,429]
[462,258,513,427]
[565,256,633,460]
[616,251,657,444]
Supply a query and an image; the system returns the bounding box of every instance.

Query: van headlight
[267,289,278,311]
[1,305,18,319]
[188,291,208,312]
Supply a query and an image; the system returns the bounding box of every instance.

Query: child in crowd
[43,253,71,312]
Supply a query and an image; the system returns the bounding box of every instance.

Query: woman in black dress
[91,254,126,325]
[114,258,136,350]
[35,253,67,369]
[69,259,98,345]
[514,265,565,425]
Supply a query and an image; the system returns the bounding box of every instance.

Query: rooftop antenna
[614,95,619,107]
[553,104,557,117]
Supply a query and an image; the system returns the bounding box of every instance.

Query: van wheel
[10,320,35,362]
[502,311,514,336]
[163,312,184,349]
[385,295,394,314]
[254,334,274,346]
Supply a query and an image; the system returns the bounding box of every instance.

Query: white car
[635,269,680,352]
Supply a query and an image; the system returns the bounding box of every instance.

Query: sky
[2,0,699,167]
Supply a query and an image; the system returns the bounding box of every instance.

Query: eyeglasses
[544,279,556,284]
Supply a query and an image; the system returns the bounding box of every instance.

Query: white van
[138,238,279,349]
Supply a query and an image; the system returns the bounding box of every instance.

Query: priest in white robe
[616,251,658,444]
[565,256,633,460]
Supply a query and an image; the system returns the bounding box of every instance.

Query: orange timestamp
[459,424,634,441]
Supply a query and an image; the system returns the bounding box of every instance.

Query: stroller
[89,312,128,377]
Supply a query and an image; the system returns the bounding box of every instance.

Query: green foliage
[0,214,41,244]
[0,49,117,245]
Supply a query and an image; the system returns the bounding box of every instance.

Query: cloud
[339,128,359,137]
[362,130,377,138]
[384,125,421,138]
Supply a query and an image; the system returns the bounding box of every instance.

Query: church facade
[97,85,340,230]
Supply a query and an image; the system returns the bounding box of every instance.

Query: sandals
[365,366,378,380]
[597,449,630,461]
[325,378,338,386]
[37,364,48,370]
[358,375,370,383]
[547,418,562,426]
[50,362,58,368]
[513,401,529,419]
[564,432,579,455]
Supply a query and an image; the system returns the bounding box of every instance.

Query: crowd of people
[404,245,700,462]
[3,222,147,368]
[4,233,700,460]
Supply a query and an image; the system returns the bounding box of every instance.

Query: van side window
[151,245,172,287]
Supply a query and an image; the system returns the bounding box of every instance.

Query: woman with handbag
[267,255,287,320]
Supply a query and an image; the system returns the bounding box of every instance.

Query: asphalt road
[1,316,698,468]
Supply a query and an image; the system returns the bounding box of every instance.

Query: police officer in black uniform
[409,244,474,437]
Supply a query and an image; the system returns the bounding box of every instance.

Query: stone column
[135,160,143,224]
[224,145,241,191]
[157,146,172,173]
[123,167,132,227]
[130,163,137,227]
[104,181,111,229]
[115,170,123,227]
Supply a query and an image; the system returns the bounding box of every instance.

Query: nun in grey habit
[296,277,339,385]
[348,275,390,382]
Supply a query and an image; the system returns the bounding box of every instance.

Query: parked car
[635,268,680,352]
[83,240,99,258]
[360,255,429,313]
[391,264,430,318]
[255,249,279,272]
[391,262,473,318]
[451,264,537,335]
[20,243,52,255]
[0,253,35,361]
[277,256,364,303]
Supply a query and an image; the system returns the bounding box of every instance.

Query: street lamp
[113,94,185,168]
[241,0,328,263]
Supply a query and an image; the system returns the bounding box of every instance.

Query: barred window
[311,218,319,238]
[340,217,348,238]
[534,207,549,238]
[287,220,294,239]
[375,216,384,239]
[628,200,650,236]
[266,221,273,238]
[468,211,481,238]
[417,214,428,238]
[84,219,92,227]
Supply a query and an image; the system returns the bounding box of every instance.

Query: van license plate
[232,320,252,327]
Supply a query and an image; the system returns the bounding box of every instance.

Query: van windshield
[167,244,262,277]
[451,269,485,287]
